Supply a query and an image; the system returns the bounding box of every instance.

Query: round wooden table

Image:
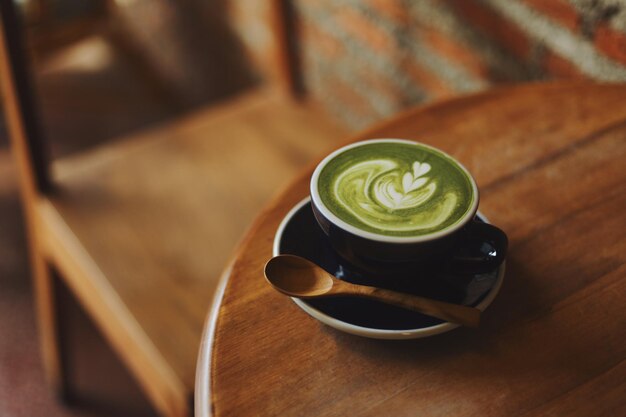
[196,83,626,417]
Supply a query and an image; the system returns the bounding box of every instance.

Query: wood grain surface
[197,82,626,417]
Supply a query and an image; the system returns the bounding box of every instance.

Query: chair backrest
[0,0,298,200]
[0,0,51,198]
[267,0,301,96]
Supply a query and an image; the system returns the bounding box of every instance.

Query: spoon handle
[342,283,481,327]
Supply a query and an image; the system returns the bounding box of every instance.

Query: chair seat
[34,89,346,414]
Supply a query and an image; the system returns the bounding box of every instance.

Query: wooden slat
[268,0,302,97]
[0,0,60,397]
[201,82,626,417]
[37,89,345,417]
[0,0,51,192]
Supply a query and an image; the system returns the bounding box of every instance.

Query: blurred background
[1,0,625,416]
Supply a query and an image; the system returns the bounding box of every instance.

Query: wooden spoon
[264,254,481,328]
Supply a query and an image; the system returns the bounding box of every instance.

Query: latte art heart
[316,141,476,237]
[371,161,435,210]
[375,161,433,209]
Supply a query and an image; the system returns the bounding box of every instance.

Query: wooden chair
[0,1,347,416]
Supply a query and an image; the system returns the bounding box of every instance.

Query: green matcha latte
[312,140,478,238]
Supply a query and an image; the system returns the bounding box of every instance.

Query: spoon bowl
[264,254,333,297]
[264,254,481,327]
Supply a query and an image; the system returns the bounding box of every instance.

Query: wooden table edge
[195,261,231,417]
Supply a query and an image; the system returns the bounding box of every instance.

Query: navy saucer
[272,198,505,339]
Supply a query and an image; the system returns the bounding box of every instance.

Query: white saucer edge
[272,196,506,340]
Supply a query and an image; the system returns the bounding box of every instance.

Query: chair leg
[31,249,68,401]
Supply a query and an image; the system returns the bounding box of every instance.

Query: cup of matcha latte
[310,139,507,275]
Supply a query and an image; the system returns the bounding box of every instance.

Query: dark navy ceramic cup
[310,139,508,278]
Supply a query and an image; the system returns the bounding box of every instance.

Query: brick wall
[225,1,626,128]
[292,0,626,128]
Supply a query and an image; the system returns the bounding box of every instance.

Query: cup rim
[310,138,480,244]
